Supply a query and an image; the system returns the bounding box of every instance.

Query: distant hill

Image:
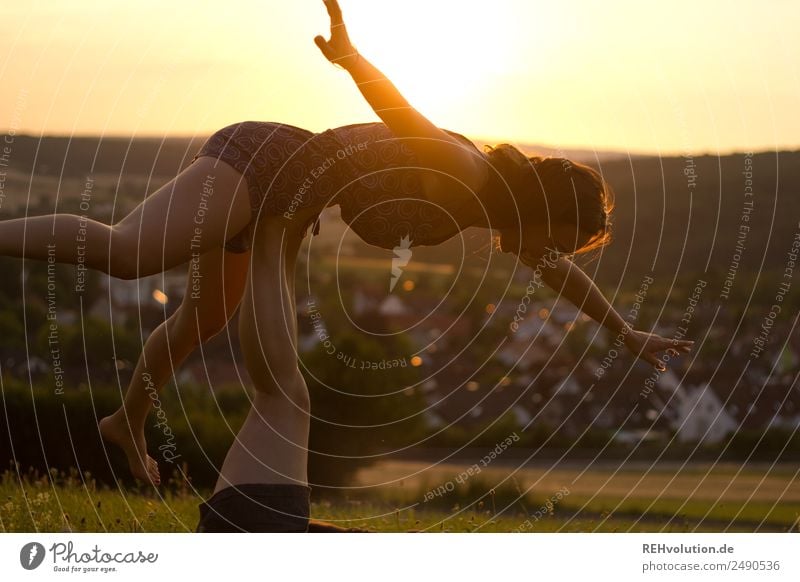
[3,133,798,289]
[0,134,206,179]
[0,132,632,177]
[584,150,800,287]
[486,141,645,164]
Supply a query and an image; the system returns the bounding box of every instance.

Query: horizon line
[3,129,799,160]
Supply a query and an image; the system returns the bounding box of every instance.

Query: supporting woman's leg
[100,246,251,484]
[213,216,310,492]
[0,157,252,278]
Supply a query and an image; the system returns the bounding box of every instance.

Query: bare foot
[99,413,161,486]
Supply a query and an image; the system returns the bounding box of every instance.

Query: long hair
[482,143,615,255]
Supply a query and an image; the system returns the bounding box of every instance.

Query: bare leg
[213,215,310,492]
[0,157,252,278]
[100,246,251,485]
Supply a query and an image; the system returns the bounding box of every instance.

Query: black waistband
[196,483,312,533]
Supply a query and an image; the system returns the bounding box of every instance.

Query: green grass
[0,469,198,533]
[353,460,800,532]
[1,469,797,533]
[558,495,800,531]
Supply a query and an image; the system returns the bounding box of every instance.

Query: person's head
[479,144,615,263]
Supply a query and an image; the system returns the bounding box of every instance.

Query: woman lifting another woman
[0,0,693,531]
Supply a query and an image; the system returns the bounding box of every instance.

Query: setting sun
[0,0,797,153]
[341,1,523,115]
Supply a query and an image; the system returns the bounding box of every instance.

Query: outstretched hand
[623,328,694,372]
[314,0,359,70]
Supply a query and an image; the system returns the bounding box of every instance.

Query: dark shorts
[191,121,349,254]
[195,483,311,533]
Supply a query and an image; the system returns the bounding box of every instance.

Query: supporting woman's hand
[623,328,694,372]
[314,0,360,70]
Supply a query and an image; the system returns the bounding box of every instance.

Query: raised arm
[314,0,487,203]
[537,256,694,371]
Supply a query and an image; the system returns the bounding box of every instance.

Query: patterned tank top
[318,123,486,250]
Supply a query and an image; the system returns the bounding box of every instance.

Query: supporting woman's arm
[314,0,487,199]
[538,256,694,370]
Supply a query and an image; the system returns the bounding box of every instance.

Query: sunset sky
[1,0,797,155]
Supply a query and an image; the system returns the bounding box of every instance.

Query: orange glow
[152,290,168,305]
[1,1,794,153]
[410,356,423,367]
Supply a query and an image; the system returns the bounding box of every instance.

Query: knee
[196,311,230,342]
[173,306,229,346]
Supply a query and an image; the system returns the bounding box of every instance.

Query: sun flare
[343,1,525,115]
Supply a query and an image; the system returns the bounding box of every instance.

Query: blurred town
[1,137,798,488]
